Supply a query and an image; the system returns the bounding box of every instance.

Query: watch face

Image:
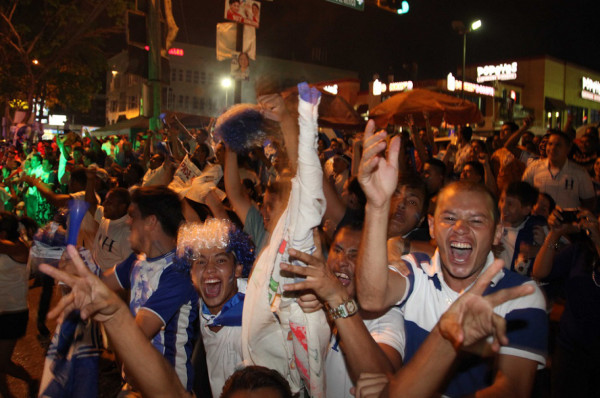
[345,299,357,314]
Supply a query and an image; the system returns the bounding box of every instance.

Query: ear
[234,263,243,278]
[144,214,158,231]
[428,214,435,238]
[493,222,503,246]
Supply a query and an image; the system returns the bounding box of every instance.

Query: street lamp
[221,77,232,108]
[452,19,482,99]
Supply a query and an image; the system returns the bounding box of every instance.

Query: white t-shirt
[201,278,247,398]
[92,206,132,271]
[325,306,405,398]
[142,163,172,187]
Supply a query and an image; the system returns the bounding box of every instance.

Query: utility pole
[148,0,162,131]
[234,24,243,104]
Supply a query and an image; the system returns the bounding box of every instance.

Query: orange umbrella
[370,88,483,128]
[282,86,364,129]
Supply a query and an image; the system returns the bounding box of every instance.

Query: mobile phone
[561,209,578,224]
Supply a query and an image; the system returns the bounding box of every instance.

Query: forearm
[224,148,250,221]
[205,190,229,220]
[532,230,561,279]
[483,163,497,195]
[357,203,396,311]
[504,126,527,149]
[386,325,456,398]
[85,175,98,215]
[104,306,190,398]
[335,313,397,382]
[280,115,299,173]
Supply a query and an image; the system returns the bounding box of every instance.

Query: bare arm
[224,147,251,224]
[356,121,407,311]
[322,173,347,228]
[21,174,70,208]
[504,117,533,154]
[0,238,29,263]
[204,189,229,220]
[39,246,191,398]
[474,356,537,398]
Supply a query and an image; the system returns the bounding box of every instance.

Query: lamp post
[452,19,481,99]
[221,77,232,108]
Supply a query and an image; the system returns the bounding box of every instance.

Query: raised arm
[224,147,252,224]
[21,174,70,208]
[40,246,191,398]
[258,93,299,173]
[356,120,407,312]
[322,172,347,228]
[504,116,533,154]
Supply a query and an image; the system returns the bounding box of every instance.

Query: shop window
[186,70,192,83]
[193,71,199,84]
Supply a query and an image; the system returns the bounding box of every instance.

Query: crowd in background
[0,92,599,398]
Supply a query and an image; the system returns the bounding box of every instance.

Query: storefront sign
[388,81,413,92]
[326,0,365,11]
[322,84,338,95]
[582,76,600,103]
[476,62,517,82]
[372,79,412,95]
[447,73,495,97]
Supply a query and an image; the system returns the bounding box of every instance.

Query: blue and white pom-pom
[213,104,266,153]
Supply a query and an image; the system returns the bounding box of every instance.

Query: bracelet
[544,241,560,250]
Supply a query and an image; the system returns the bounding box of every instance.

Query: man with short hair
[356,121,547,397]
[421,158,446,197]
[102,186,198,394]
[498,181,546,275]
[522,130,595,210]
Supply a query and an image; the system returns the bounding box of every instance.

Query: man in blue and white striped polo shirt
[356,124,547,397]
[103,186,198,395]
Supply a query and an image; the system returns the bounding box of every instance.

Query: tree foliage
[0,0,132,122]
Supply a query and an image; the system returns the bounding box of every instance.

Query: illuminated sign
[322,84,338,95]
[142,46,184,56]
[49,114,67,126]
[582,76,600,103]
[372,79,386,95]
[476,62,517,82]
[388,81,413,92]
[372,79,413,95]
[447,73,495,97]
[168,48,184,56]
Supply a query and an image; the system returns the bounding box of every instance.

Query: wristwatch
[327,298,358,320]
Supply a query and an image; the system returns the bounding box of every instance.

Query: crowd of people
[0,86,599,398]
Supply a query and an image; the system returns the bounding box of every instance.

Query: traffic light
[377,0,409,14]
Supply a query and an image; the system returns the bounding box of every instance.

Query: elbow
[357,295,387,313]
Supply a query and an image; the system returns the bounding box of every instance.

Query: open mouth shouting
[202,278,223,298]
[449,241,473,264]
[334,271,352,287]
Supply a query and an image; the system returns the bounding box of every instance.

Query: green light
[471,20,482,30]
[396,1,409,14]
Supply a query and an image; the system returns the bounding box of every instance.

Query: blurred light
[555,112,560,117]
[471,20,482,31]
[168,48,184,56]
[32,59,39,65]
[111,70,118,76]
[396,1,409,14]
[547,112,552,118]
[221,78,232,88]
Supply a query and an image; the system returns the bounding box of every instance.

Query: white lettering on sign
[447,73,495,97]
[372,79,387,95]
[388,81,413,92]
[476,62,518,82]
[582,77,600,95]
[323,84,338,95]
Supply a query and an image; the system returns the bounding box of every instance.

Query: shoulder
[493,271,546,313]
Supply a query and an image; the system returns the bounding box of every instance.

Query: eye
[408,200,418,207]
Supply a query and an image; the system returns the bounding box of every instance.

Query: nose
[453,219,469,233]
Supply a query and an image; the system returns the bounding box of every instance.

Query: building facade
[106,42,358,125]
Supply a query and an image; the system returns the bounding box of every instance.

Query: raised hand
[40,245,125,324]
[438,259,534,352]
[358,120,401,209]
[281,229,347,307]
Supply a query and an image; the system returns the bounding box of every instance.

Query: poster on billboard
[224,0,260,28]
[231,52,250,81]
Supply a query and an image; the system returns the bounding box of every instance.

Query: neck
[441,266,480,293]
[147,236,176,258]
[550,158,566,169]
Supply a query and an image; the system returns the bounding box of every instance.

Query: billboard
[224,0,260,28]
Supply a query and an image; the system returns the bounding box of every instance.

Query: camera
[560,209,578,224]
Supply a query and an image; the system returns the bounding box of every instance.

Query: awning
[545,97,567,111]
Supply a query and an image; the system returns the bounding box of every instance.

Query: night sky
[170,0,600,85]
